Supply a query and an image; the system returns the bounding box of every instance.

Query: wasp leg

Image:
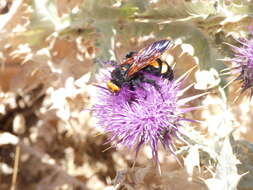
[139,75,165,101]
[127,73,165,101]
[130,77,146,91]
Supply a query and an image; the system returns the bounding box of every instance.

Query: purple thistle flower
[229,34,253,97]
[92,68,200,167]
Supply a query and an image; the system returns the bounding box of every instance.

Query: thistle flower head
[230,35,253,97]
[92,68,199,166]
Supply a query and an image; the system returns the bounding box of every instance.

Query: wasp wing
[125,40,173,77]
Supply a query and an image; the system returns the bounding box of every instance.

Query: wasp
[107,39,174,93]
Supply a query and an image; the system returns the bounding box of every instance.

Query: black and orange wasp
[107,39,174,93]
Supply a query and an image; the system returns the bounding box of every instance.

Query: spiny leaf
[234,140,253,190]
[77,0,140,60]
[79,0,139,21]
[134,6,189,20]
[224,1,253,15]
[156,22,224,71]
[220,16,252,38]
[30,0,70,31]
[133,0,216,21]
[205,135,243,190]
[93,6,139,20]
[184,0,217,18]
[58,27,96,41]
[184,145,200,176]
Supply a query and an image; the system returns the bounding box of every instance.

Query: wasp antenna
[93,84,111,92]
[97,60,118,67]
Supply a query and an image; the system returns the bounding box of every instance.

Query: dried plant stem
[11,144,21,190]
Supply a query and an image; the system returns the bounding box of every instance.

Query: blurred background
[1,0,253,189]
